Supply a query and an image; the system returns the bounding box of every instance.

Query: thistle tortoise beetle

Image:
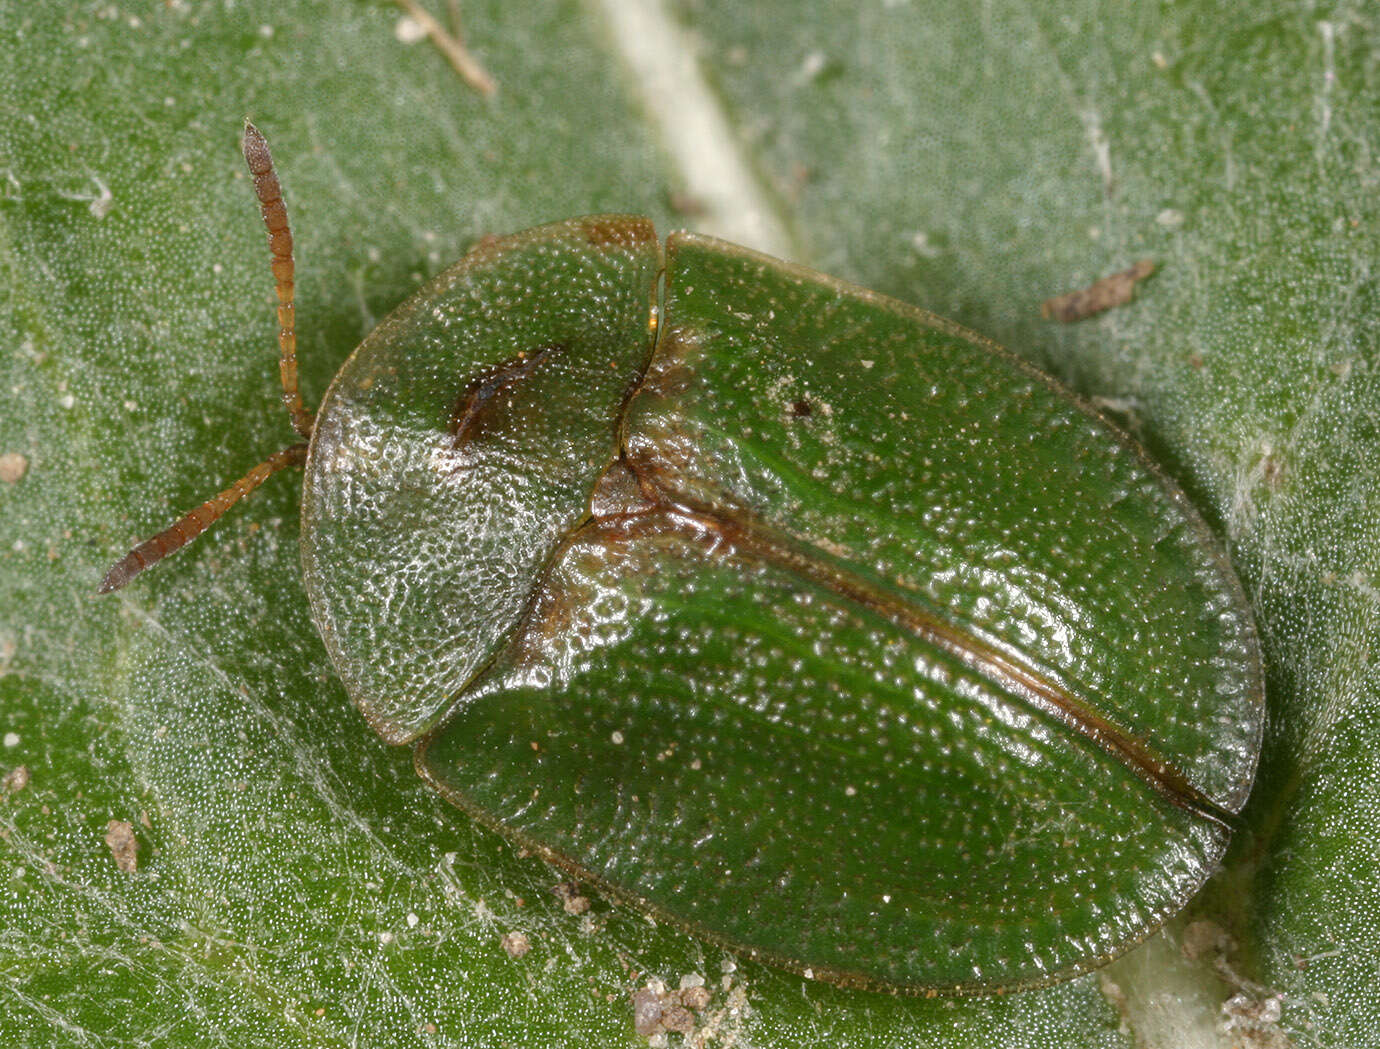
[102,123,1264,994]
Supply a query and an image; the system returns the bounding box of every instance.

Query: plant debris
[500,930,530,958]
[1041,260,1156,322]
[0,453,27,484]
[1,765,29,793]
[104,818,139,873]
[552,880,591,915]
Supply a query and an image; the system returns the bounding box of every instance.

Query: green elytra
[103,125,1264,994]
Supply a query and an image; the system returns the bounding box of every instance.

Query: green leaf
[0,2,1374,1047]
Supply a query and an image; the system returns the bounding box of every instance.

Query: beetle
[102,123,1264,995]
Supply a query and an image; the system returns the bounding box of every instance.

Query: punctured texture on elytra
[300,218,1262,994]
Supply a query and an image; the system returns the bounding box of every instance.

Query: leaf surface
[1,1,1375,1046]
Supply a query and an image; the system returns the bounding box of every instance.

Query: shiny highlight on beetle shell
[299,216,1262,993]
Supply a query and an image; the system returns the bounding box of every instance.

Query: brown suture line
[610,460,1236,832]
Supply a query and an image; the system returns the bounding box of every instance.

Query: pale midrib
[591,0,797,259]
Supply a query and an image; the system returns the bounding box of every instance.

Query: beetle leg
[98,443,308,594]
[242,121,315,441]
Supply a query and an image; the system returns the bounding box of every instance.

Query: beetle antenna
[242,120,315,440]
[98,443,309,594]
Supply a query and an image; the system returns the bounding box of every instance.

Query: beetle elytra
[102,124,1264,994]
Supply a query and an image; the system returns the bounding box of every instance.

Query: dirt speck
[631,978,727,1043]
[1041,260,1155,322]
[0,453,27,484]
[394,13,427,43]
[661,1004,694,1034]
[632,988,663,1037]
[500,930,530,958]
[681,985,712,1011]
[553,881,591,915]
[2,765,29,794]
[105,818,138,872]
[1221,992,1291,1048]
